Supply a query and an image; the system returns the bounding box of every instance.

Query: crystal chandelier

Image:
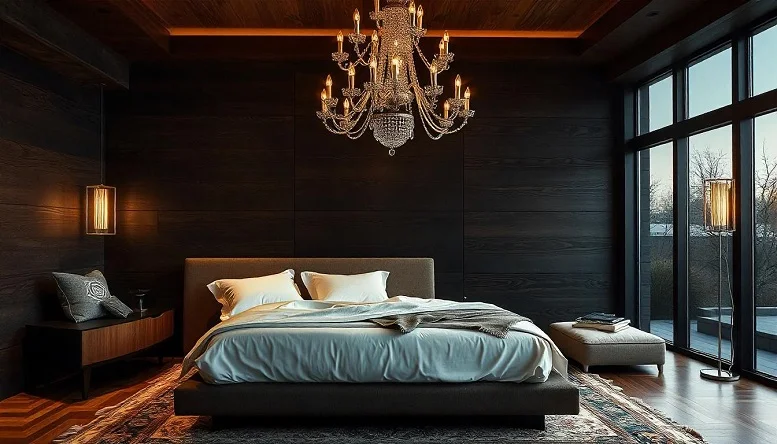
[316,0,475,156]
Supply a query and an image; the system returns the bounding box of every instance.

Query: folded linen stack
[573,313,631,333]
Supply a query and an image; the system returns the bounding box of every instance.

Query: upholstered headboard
[183,257,435,352]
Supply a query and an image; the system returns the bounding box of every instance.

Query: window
[688,126,733,361]
[752,23,777,97]
[754,111,777,376]
[642,143,674,341]
[688,48,732,118]
[638,76,673,134]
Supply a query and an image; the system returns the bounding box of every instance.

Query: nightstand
[25,307,174,398]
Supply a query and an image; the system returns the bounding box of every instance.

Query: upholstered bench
[549,322,666,373]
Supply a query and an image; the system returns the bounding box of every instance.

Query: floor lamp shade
[86,185,116,235]
[703,178,735,233]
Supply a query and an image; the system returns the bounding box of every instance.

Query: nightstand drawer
[81,310,174,365]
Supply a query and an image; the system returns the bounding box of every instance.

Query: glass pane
[642,143,674,341]
[754,111,777,376]
[753,24,777,97]
[688,48,732,118]
[688,126,733,361]
[638,76,673,135]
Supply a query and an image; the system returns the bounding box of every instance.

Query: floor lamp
[700,178,739,382]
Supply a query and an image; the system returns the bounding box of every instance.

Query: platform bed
[174,258,580,429]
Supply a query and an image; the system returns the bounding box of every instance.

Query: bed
[174,258,579,429]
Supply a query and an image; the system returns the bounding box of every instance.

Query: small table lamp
[700,178,739,382]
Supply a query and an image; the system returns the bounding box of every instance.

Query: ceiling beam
[606,0,777,83]
[168,28,581,39]
[577,0,653,52]
[111,0,170,53]
[0,0,129,88]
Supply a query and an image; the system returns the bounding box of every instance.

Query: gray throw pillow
[52,270,132,322]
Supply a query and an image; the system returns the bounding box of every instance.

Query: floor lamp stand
[700,233,739,382]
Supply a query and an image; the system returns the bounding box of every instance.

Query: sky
[646,24,777,198]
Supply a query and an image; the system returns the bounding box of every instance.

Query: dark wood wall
[0,48,102,399]
[105,60,617,351]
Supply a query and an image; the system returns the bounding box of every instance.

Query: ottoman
[549,322,666,373]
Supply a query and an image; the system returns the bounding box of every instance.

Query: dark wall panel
[0,49,102,399]
[105,59,616,348]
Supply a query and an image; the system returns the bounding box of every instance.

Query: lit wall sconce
[86,85,116,235]
[703,178,735,233]
[86,184,116,235]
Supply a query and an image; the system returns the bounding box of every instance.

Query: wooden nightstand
[25,307,174,398]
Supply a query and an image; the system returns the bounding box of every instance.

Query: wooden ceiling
[142,0,619,37]
[5,0,767,87]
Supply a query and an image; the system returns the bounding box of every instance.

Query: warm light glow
[443,100,450,119]
[343,98,351,116]
[321,89,327,111]
[325,74,333,98]
[168,28,581,39]
[337,30,344,52]
[392,57,400,79]
[417,6,424,29]
[439,39,444,56]
[455,74,462,98]
[464,87,471,111]
[354,9,360,35]
[409,2,416,27]
[372,30,379,43]
[430,64,437,86]
[86,185,116,235]
[374,0,379,13]
[704,179,736,232]
[94,188,108,230]
[443,30,450,53]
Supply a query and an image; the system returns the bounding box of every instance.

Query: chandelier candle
[316,0,475,156]
[464,87,471,111]
[321,89,327,112]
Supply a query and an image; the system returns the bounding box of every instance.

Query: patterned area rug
[55,365,705,443]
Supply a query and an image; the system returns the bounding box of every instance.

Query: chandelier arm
[346,108,374,139]
[322,117,352,135]
[412,39,433,70]
[415,94,449,135]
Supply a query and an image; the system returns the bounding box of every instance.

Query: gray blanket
[370,309,531,338]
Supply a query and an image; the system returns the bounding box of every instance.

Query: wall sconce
[86,85,116,235]
[86,185,116,235]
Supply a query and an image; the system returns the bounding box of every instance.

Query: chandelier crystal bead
[317,0,474,155]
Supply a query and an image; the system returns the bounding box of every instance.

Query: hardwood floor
[0,353,775,443]
[0,359,172,444]
[597,353,777,444]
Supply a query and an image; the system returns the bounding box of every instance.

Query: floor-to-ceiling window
[752,21,777,378]
[630,17,777,383]
[754,111,777,376]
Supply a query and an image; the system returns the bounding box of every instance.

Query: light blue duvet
[182,297,568,384]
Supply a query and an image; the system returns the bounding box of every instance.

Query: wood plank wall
[0,47,102,399]
[106,60,617,352]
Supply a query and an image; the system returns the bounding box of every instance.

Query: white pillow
[207,269,302,320]
[301,271,390,303]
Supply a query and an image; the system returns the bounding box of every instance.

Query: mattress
[184,297,566,385]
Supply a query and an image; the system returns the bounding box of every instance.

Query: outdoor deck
[650,320,777,376]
